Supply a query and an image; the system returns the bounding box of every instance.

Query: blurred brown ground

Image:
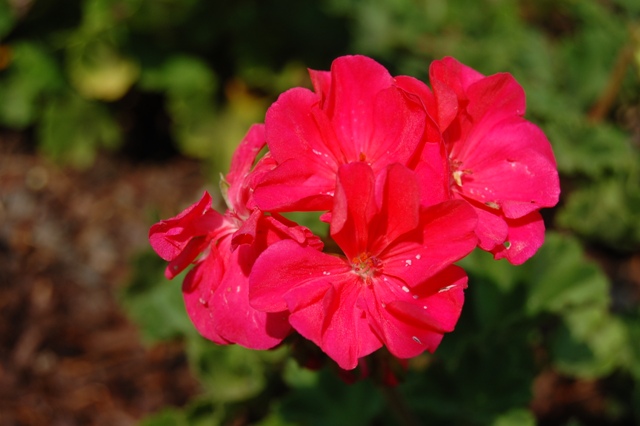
[0,134,206,426]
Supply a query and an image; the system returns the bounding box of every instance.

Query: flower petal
[490,211,546,265]
[370,266,467,358]
[322,55,394,152]
[330,162,376,257]
[249,239,347,312]
[382,200,477,283]
[182,249,229,345]
[253,157,336,212]
[210,244,291,349]
[454,116,560,217]
[223,124,266,213]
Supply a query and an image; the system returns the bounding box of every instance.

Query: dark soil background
[0,134,206,426]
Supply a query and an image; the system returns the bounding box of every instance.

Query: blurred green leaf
[0,0,15,39]
[557,176,640,252]
[523,233,610,315]
[120,251,194,342]
[0,42,63,127]
[37,94,122,168]
[67,39,140,101]
[139,397,224,426]
[279,368,383,426]
[552,310,630,378]
[187,341,271,403]
[492,408,536,426]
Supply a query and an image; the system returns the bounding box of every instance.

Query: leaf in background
[557,176,640,252]
[0,0,15,39]
[492,408,536,426]
[37,93,122,168]
[523,232,610,316]
[138,397,225,426]
[545,118,636,178]
[552,308,630,378]
[186,341,270,403]
[0,42,63,128]
[120,250,194,343]
[67,39,140,101]
[278,368,383,426]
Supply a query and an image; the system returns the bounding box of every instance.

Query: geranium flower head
[418,57,560,264]
[253,55,434,212]
[249,162,477,369]
[149,125,322,349]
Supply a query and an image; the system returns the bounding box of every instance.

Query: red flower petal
[490,211,546,265]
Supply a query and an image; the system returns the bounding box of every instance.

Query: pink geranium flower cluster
[149,55,559,370]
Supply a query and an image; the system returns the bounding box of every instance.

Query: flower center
[450,159,473,187]
[351,252,383,283]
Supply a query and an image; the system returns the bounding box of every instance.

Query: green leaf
[37,94,122,168]
[279,368,383,426]
[552,308,630,378]
[187,341,269,403]
[492,408,536,426]
[119,251,194,343]
[523,233,610,316]
[0,0,15,39]
[0,42,63,128]
[557,176,640,252]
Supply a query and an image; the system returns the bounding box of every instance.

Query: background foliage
[2,0,640,424]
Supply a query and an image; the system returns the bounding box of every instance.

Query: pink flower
[149,125,322,349]
[402,57,560,264]
[249,162,477,369]
[253,55,436,212]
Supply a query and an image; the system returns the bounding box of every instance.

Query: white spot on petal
[198,297,206,306]
[236,286,241,293]
[415,254,421,260]
[402,285,410,293]
[405,259,412,266]
[412,336,422,344]
[323,271,331,276]
[412,295,418,300]
[438,284,456,293]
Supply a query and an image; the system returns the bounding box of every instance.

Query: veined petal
[454,116,559,217]
[253,157,336,212]
[223,125,266,213]
[265,87,343,164]
[323,55,394,151]
[471,205,510,252]
[330,162,376,257]
[320,281,382,370]
[182,249,229,345]
[371,163,420,250]
[149,191,223,261]
[382,200,477,283]
[360,87,426,169]
[370,266,467,359]
[465,72,526,122]
[309,68,332,106]
[394,75,438,125]
[210,245,291,349]
[249,239,347,312]
[414,141,450,207]
[165,235,209,279]
[490,211,546,265]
